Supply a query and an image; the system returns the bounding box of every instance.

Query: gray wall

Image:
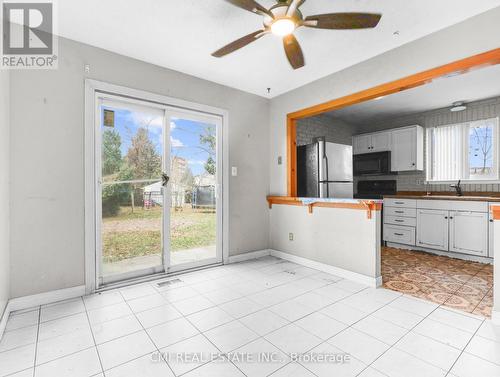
[296,114,353,146]
[0,70,10,316]
[9,37,270,298]
[353,96,500,193]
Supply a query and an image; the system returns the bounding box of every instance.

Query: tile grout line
[82,296,106,377]
[179,306,251,377]
[353,297,449,376]
[115,290,178,377]
[443,317,485,377]
[31,306,42,377]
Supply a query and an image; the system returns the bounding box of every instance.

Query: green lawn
[102,206,216,263]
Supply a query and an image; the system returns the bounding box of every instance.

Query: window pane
[101,105,164,183]
[429,125,464,181]
[469,121,496,180]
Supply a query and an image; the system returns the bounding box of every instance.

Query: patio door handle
[162,173,170,187]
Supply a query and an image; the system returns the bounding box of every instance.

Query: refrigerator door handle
[323,153,329,197]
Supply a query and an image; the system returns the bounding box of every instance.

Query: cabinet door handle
[394,233,404,236]
[395,202,405,204]
[395,210,404,214]
[449,217,454,219]
[444,216,448,219]
[395,219,404,222]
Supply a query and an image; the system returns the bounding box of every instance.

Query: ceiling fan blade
[283,34,304,70]
[286,0,304,17]
[212,30,267,58]
[304,13,382,29]
[223,0,273,17]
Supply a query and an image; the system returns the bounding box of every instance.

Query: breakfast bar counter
[267,196,382,287]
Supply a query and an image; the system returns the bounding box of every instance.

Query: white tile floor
[1,256,500,377]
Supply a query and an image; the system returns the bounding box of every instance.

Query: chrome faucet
[450,180,463,196]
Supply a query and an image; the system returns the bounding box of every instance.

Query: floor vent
[157,278,183,288]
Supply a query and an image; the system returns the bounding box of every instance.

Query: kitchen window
[426,117,499,182]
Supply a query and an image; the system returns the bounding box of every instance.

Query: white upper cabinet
[391,126,424,172]
[352,134,373,154]
[352,131,391,154]
[371,131,392,152]
[353,125,423,172]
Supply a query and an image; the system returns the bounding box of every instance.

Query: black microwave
[353,151,391,176]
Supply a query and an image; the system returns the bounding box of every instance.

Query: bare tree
[471,126,493,173]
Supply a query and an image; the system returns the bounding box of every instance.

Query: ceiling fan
[212,0,382,70]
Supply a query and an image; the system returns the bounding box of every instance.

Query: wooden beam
[286,117,297,197]
[289,48,500,120]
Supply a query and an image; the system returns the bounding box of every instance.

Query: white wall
[0,70,10,316]
[269,7,500,195]
[9,37,270,298]
[270,205,381,282]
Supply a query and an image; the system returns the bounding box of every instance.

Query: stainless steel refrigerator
[297,137,353,198]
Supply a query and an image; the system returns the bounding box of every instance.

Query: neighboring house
[193,173,216,208]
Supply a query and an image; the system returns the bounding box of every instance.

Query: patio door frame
[164,109,224,274]
[85,80,229,293]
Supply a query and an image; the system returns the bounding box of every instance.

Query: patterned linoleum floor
[382,247,493,317]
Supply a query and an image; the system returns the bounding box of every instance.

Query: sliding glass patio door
[95,94,222,286]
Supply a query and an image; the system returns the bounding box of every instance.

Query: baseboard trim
[492,310,500,325]
[227,249,271,264]
[270,249,382,288]
[9,285,86,312]
[1,285,86,341]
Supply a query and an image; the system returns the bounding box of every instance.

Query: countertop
[384,192,500,202]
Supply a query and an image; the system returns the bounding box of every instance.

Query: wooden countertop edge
[384,194,500,202]
[491,205,500,220]
[266,196,382,219]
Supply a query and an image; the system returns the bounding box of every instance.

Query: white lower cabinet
[384,224,416,245]
[449,211,488,257]
[416,209,449,251]
[385,198,492,258]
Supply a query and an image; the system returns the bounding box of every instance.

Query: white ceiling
[327,63,500,126]
[58,0,500,98]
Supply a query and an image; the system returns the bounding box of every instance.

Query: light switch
[231,166,238,177]
[278,156,282,165]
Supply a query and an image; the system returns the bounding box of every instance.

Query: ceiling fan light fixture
[271,18,296,36]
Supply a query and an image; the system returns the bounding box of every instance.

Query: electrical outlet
[231,166,238,177]
[289,233,294,241]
